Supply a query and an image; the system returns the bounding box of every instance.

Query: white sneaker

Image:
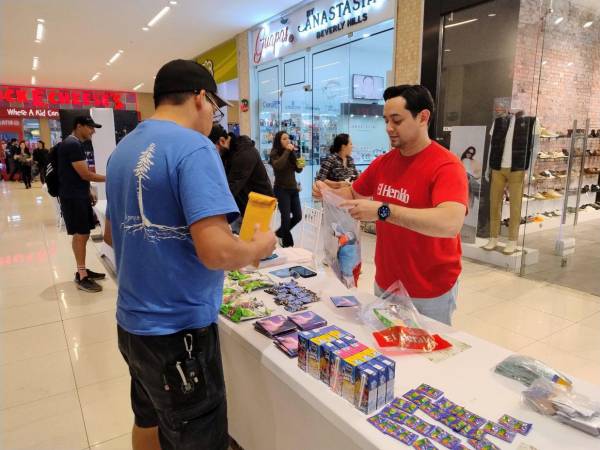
[482,238,498,251]
[503,241,518,254]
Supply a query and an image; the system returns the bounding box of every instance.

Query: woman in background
[33,140,49,185]
[17,141,33,189]
[315,133,358,188]
[269,131,303,248]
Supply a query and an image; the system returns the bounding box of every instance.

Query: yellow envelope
[239,192,277,242]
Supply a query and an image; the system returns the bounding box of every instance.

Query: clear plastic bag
[360,281,448,353]
[522,378,600,436]
[321,189,362,288]
[494,354,573,387]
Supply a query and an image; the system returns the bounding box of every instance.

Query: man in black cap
[209,124,274,233]
[104,59,276,450]
[58,115,107,292]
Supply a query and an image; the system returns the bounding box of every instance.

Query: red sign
[0,107,59,119]
[0,85,137,117]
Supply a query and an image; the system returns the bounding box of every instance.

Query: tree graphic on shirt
[122,143,189,241]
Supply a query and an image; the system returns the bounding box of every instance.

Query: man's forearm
[387,204,462,238]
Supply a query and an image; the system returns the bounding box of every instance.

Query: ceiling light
[142,27,149,31]
[169,0,177,4]
[444,49,452,52]
[90,72,101,82]
[107,50,124,66]
[488,13,496,17]
[584,21,593,28]
[567,61,573,66]
[133,82,144,91]
[362,33,370,38]
[542,60,548,65]
[36,18,45,23]
[147,6,170,27]
[554,17,564,25]
[32,56,39,70]
[31,75,36,85]
[35,22,44,42]
[444,18,478,29]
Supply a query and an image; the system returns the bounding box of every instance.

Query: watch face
[378,204,391,220]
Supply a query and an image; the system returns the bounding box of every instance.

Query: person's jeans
[274,186,302,247]
[21,165,32,188]
[374,282,458,326]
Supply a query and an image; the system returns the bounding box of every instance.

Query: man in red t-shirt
[314,85,468,325]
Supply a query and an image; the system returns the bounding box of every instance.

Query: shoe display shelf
[462,237,539,270]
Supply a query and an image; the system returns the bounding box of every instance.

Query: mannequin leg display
[483,169,507,251]
[503,170,525,255]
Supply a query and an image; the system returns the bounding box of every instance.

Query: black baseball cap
[154,59,231,108]
[73,115,102,129]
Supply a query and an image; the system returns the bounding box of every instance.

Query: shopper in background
[104,59,276,450]
[315,133,359,188]
[209,124,274,233]
[269,131,304,247]
[0,140,6,181]
[33,140,49,185]
[17,141,33,189]
[57,116,106,293]
[313,85,468,325]
[7,138,20,181]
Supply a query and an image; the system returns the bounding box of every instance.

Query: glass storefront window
[22,119,41,146]
[49,119,62,146]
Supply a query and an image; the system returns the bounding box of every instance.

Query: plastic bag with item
[494,354,573,388]
[522,378,600,436]
[359,281,451,353]
[321,189,361,288]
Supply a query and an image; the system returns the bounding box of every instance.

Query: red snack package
[373,326,453,352]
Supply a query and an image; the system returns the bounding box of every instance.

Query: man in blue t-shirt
[104,59,276,450]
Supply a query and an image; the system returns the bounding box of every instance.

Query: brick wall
[513,0,600,132]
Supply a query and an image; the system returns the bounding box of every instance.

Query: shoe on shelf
[591,184,599,192]
[539,170,555,179]
[75,273,103,293]
[502,241,518,254]
[482,238,498,251]
[85,268,106,280]
[544,189,563,199]
[538,152,552,159]
[551,151,565,159]
[562,149,570,157]
[540,127,559,138]
[533,192,547,200]
[533,215,544,222]
[582,185,590,193]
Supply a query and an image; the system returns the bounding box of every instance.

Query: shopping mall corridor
[1,180,599,449]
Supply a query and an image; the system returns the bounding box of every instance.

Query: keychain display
[264,279,320,312]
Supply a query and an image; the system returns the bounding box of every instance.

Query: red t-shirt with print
[353,141,468,299]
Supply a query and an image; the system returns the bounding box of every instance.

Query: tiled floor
[1,180,599,449]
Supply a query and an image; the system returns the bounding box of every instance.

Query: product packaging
[494,354,572,387]
[297,330,316,371]
[356,364,379,414]
[239,192,277,242]
[376,355,396,404]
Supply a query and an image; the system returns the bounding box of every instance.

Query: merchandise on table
[226,269,274,292]
[417,383,445,400]
[498,414,532,435]
[330,295,360,307]
[287,310,327,331]
[482,421,516,443]
[413,437,439,449]
[321,189,362,288]
[467,437,501,450]
[254,315,297,338]
[274,331,299,357]
[391,397,419,414]
[429,426,462,449]
[264,279,320,312]
[494,354,572,387]
[367,414,419,445]
[523,378,600,436]
[238,191,277,242]
[219,294,272,322]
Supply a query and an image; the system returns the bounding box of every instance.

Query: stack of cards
[288,311,327,331]
[330,295,360,307]
[254,315,297,338]
[274,332,299,357]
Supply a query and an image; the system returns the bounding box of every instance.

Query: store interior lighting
[133,82,144,91]
[106,50,124,66]
[35,19,44,43]
[488,13,497,17]
[583,21,593,28]
[148,6,170,27]
[445,18,478,29]
[31,75,36,85]
[90,72,101,82]
[32,56,39,70]
[554,17,564,25]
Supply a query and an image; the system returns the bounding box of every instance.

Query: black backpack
[46,143,61,197]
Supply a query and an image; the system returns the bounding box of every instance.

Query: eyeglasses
[205,92,224,123]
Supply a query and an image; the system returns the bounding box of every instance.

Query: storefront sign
[196,39,238,84]
[251,0,394,65]
[0,85,138,118]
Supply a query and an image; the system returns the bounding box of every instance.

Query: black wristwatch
[377,203,391,221]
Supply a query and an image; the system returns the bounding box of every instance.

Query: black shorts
[117,323,228,450]
[59,197,95,235]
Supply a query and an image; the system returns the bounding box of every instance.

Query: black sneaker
[85,268,106,280]
[75,274,103,293]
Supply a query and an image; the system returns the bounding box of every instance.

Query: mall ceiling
[0,0,303,93]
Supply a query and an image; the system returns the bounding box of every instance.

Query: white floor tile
[540,323,600,363]
[0,300,62,333]
[0,322,67,364]
[70,339,129,388]
[63,310,118,349]
[511,285,600,322]
[0,391,88,450]
[452,314,535,352]
[90,433,132,450]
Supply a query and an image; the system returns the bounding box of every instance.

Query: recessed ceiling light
[148,6,170,27]
[488,13,496,17]
[36,18,45,23]
[554,17,564,25]
[31,75,36,85]
[584,21,593,28]
[567,61,573,66]
[444,49,452,52]
[142,27,149,31]
[35,22,44,42]
[90,72,101,82]
[542,60,548,65]
[444,18,478,29]
[107,50,124,66]
[32,56,39,70]
[169,0,177,4]
[133,82,144,91]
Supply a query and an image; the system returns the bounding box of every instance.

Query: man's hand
[252,225,277,260]
[339,199,380,222]
[90,192,98,206]
[312,180,329,199]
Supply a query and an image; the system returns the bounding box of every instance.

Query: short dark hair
[330,133,350,154]
[154,91,195,108]
[208,124,228,144]
[383,85,435,123]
